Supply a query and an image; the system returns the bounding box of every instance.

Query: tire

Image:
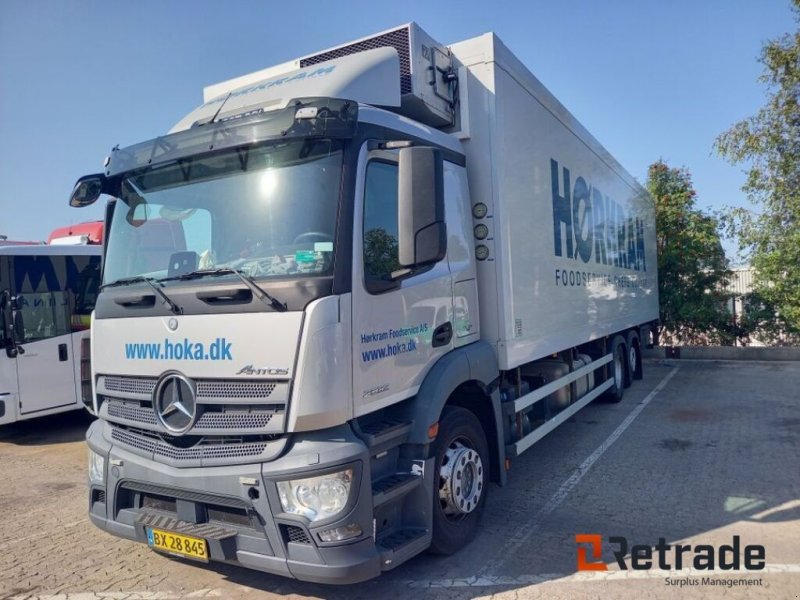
[626,331,642,382]
[602,336,626,403]
[429,406,490,555]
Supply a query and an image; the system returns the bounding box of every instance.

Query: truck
[1,244,102,424]
[71,23,658,584]
[48,221,104,246]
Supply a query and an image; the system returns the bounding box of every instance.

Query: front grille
[110,425,283,465]
[107,401,157,425]
[104,376,156,395]
[100,376,278,401]
[282,524,312,545]
[105,399,280,432]
[101,373,289,461]
[196,410,276,429]
[99,373,288,439]
[197,380,276,399]
[112,425,157,454]
[152,439,268,461]
[300,26,412,95]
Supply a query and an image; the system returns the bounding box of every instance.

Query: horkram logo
[576,534,766,571]
[551,159,647,272]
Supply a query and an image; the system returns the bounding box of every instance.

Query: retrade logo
[576,534,607,571]
[575,534,766,571]
[153,373,197,435]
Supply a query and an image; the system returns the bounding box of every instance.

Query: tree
[647,161,734,344]
[715,0,800,340]
[363,227,400,279]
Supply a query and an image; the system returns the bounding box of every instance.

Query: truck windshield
[103,139,342,286]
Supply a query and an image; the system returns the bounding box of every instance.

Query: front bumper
[86,419,381,584]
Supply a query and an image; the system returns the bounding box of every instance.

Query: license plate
[147,527,208,562]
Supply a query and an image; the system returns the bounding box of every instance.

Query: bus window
[69,255,101,331]
[15,291,71,342]
[13,255,72,343]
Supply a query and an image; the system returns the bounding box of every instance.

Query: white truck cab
[72,23,657,583]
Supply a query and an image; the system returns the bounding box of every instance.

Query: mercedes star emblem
[153,373,197,435]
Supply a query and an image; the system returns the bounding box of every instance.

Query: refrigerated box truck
[71,23,658,583]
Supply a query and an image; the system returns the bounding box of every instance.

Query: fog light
[318,523,362,542]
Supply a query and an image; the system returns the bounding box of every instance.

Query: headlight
[277,468,353,522]
[88,449,105,485]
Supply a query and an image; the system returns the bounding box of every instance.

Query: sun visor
[170,47,400,133]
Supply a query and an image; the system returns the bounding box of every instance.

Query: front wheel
[429,406,489,555]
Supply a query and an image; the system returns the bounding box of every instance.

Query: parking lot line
[479,366,681,576]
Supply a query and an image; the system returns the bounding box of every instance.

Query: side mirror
[397,146,446,270]
[69,174,107,207]
[11,302,25,343]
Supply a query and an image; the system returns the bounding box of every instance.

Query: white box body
[450,34,659,370]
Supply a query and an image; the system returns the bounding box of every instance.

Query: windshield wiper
[100,276,182,314]
[160,268,287,312]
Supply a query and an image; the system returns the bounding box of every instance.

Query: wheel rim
[439,438,484,520]
[615,348,624,387]
[629,344,637,373]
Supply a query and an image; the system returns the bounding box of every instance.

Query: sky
[0,0,794,262]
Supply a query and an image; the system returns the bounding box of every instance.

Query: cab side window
[363,161,401,284]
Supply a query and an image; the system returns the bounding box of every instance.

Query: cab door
[0,256,20,423]
[351,146,454,416]
[12,254,79,414]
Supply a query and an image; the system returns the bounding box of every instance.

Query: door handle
[432,322,453,348]
[58,343,68,362]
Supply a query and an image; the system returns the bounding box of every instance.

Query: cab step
[358,418,411,455]
[377,527,431,571]
[372,472,422,509]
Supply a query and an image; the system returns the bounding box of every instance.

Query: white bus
[0,245,101,424]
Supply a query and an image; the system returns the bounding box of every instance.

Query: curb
[643,346,800,361]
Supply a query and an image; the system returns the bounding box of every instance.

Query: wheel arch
[401,341,506,486]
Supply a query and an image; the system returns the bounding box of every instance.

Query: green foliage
[647,161,733,344]
[737,291,793,345]
[715,0,800,339]
[364,227,400,279]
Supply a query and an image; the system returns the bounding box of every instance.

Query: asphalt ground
[1,359,798,599]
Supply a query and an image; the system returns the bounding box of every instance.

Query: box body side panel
[451,35,658,370]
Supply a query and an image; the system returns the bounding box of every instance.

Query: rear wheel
[626,331,642,382]
[429,406,489,555]
[603,336,626,403]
